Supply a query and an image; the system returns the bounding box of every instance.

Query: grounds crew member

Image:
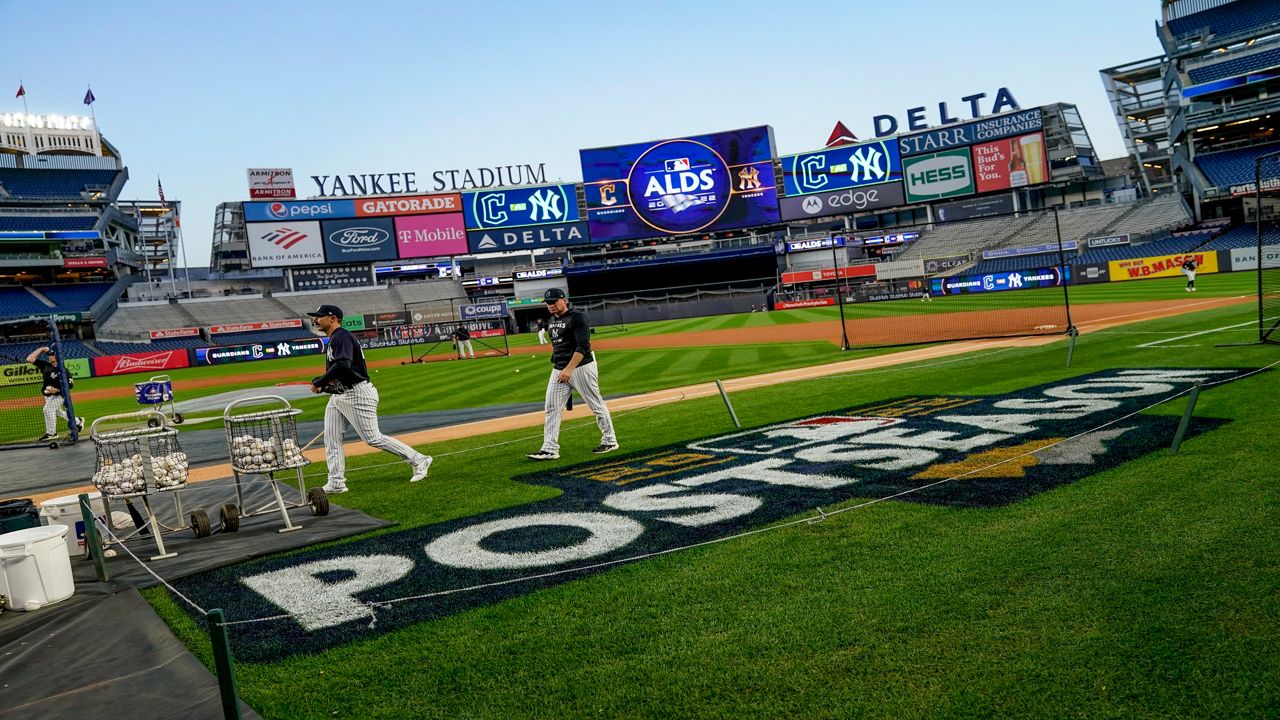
[308,304,433,493]
[1181,257,1198,292]
[527,288,618,460]
[26,345,83,442]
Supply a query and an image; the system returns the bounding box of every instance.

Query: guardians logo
[176,368,1254,661]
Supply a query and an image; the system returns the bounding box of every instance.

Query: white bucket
[0,524,76,611]
[39,492,105,559]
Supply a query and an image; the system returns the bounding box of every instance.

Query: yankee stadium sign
[310,164,549,196]
[172,368,1255,661]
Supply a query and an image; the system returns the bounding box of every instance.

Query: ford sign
[331,227,389,246]
[321,217,399,262]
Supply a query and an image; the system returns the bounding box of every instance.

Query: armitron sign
[171,368,1254,662]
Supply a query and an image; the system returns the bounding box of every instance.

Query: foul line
[1136,317,1278,348]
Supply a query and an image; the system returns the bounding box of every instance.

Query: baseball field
[87,271,1278,719]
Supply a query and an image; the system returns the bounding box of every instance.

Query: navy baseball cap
[306,304,344,319]
[543,288,566,302]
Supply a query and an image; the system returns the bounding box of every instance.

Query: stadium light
[830,222,850,351]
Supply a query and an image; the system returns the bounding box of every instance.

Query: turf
[142,297,1280,719]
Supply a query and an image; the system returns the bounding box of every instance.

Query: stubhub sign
[244,199,356,223]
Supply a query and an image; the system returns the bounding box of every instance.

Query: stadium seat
[1187,46,1280,85]
[35,284,115,312]
[1167,0,1280,39]
[0,169,119,200]
[0,215,98,231]
[1195,143,1280,189]
[0,287,55,319]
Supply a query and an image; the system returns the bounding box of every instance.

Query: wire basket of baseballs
[223,401,308,474]
[90,420,188,497]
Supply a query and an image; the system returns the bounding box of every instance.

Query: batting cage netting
[784,206,1076,349]
[402,296,511,362]
[1254,150,1280,344]
[0,316,81,449]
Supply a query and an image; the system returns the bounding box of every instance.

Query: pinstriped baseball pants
[541,361,615,453]
[324,381,426,483]
[42,394,69,435]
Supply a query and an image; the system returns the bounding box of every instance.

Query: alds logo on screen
[627,139,732,234]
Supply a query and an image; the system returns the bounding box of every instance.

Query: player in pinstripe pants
[308,304,432,493]
[527,288,617,460]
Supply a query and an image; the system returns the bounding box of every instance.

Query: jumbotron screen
[580,126,780,242]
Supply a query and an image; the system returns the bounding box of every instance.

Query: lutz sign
[173,368,1254,661]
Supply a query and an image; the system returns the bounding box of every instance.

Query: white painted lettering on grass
[425,512,644,570]
[241,555,414,631]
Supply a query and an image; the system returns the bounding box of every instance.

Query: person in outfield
[1181,257,1198,292]
[527,288,618,460]
[26,346,83,442]
[308,304,433,493]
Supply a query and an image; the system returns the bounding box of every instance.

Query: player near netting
[527,288,618,460]
[453,324,475,359]
[307,304,433,494]
[1181,257,1198,292]
[25,346,84,442]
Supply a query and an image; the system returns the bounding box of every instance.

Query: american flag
[157,177,167,207]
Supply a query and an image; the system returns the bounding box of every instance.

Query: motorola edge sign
[779,182,905,221]
[581,126,780,241]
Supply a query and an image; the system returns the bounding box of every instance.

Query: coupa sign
[174,368,1254,661]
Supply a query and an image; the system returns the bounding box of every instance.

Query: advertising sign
[934,194,1015,223]
[514,268,564,280]
[466,221,590,254]
[196,338,327,366]
[289,265,374,291]
[149,327,200,340]
[874,258,925,280]
[1108,252,1219,282]
[463,184,580,230]
[395,214,468,258]
[321,217,398,263]
[780,139,902,196]
[1229,244,1280,271]
[243,199,356,223]
[861,231,919,247]
[785,237,846,254]
[898,107,1044,157]
[1073,262,1111,284]
[778,182,906,221]
[781,265,877,284]
[1087,234,1131,248]
[62,256,108,268]
[64,357,90,379]
[972,132,1048,193]
[923,255,971,274]
[341,316,366,331]
[247,221,325,268]
[460,301,508,320]
[774,298,836,310]
[581,126,781,242]
[932,266,1070,295]
[247,168,296,199]
[364,311,409,328]
[209,318,304,335]
[355,193,461,218]
[903,148,974,203]
[92,349,191,377]
[982,241,1076,260]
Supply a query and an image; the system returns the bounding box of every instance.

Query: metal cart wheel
[307,487,330,516]
[173,413,185,425]
[190,509,211,538]
[220,504,240,532]
[147,417,161,428]
[47,440,59,449]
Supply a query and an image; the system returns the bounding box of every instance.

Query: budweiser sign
[209,318,304,335]
[93,349,190,377]
[149,327,200,340]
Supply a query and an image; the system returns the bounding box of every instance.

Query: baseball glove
[313,377,350,395]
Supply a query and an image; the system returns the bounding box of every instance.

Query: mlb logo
[665,158,690,172]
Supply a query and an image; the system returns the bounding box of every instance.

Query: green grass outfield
[14,271,1260,439]
[142,293,1280,719]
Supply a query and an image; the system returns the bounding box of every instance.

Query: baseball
[515,369,520,373]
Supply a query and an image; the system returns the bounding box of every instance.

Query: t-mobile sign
[394,214,468,259]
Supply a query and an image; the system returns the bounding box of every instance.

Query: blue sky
[3,0,1166,267]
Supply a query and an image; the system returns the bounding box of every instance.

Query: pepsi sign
[463,184,580,230]
[580,126,780,242]
[321,218,398,263]
[781,140,902,197]
[244,198,356,223]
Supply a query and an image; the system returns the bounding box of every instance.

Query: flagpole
[19,79,29,116]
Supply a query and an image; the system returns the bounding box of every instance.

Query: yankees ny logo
[847,146,886,183]
[527,188,563,222]
[737,166,761,190]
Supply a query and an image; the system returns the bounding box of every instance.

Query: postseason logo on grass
[175,368,1258,661]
